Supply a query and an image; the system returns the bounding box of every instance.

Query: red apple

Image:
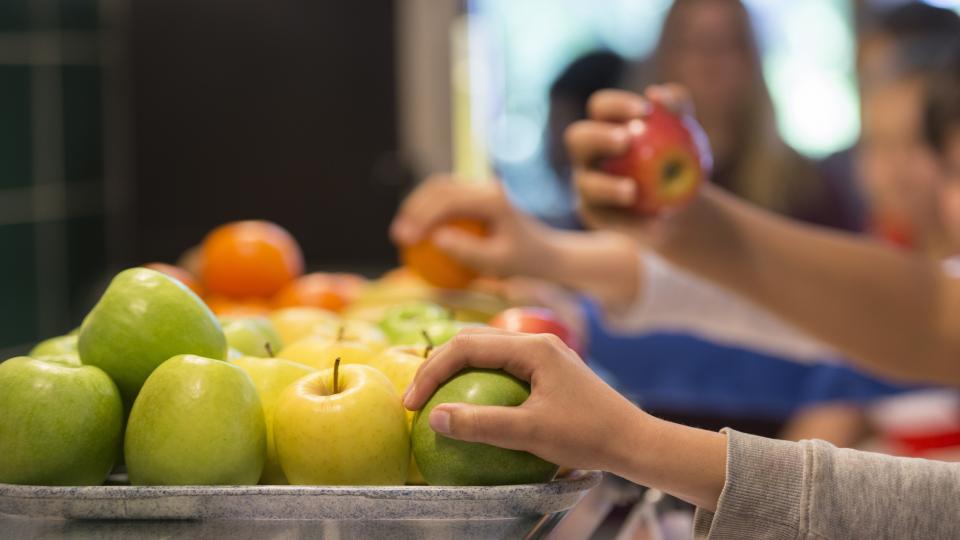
[603,103,712,214]
[489,307,582,354]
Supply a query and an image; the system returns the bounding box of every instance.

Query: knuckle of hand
[538,332,565,351]
[449,333,472,350]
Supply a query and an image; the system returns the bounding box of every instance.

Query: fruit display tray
[0,471,601,539]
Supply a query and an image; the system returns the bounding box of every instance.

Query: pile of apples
[0,221,580,488]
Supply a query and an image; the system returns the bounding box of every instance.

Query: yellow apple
[229,355,316,485]
[368,345,430,410]
[368,344,432,484]
[311,319,388,351]
[269,307,340,345]
[273,363,409,485]
[278,334,379,370]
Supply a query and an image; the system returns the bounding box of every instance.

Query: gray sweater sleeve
[693,429,960,539]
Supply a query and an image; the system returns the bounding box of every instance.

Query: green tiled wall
[0,224,39,349]
[0,1,30,32]
[63,65,103,184]
[65,215,107,324]
[60,0,100,31]
[0,0,107,355]
[0,66,32,190]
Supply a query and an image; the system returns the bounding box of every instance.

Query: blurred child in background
[787,2,960,457]
[650,0,859,230]
[857,2,960,253]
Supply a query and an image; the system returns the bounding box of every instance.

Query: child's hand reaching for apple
[402,326,646,473]
[402,326,728,511]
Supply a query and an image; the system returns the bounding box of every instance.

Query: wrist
[609,410,728,511]
[532,224,572,283]
[657,185,731,270]
[604,406,657,481]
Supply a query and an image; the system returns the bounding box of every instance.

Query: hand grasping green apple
[403,327,728,509]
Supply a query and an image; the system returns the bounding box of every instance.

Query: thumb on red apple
[429,402,531,450]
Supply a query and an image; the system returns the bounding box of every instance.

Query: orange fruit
[200,220,304,298]
[401,219,487,289]
[142,262,204,296]
[272,272,367,313]
[204,295,272,317]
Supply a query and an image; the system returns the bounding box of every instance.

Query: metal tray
[0,471,601,539]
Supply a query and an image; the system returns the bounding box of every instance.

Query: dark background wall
[0,0,406,355]
[128,0,405,270]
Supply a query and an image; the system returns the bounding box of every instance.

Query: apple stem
[422,330,434,358]
[337,325,345,342]
[264,343,275,358]
[333,357,341,394]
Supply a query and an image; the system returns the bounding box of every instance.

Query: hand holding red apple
[568,84,711,237]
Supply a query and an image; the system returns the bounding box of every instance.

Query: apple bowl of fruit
[0,226,599,538]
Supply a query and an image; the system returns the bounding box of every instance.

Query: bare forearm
[611,412,727,511]
[659,185,960,385]
[539,228,640,314]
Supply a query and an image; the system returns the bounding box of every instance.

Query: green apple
[33,353,82,366]
[125,354,266,485]
[392,320,481,347]
[0,356,123,485]
[274,363,409,485]
[378,301,449,343]
[412,369,559,486]
[79,268,227,406]
[30,334,78,357]
[221,316,283,358]
[230,355,316,484]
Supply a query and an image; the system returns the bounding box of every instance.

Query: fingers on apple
[587,89,650,122]
[403,331,537,410]
[565,120,631,167]
[429,403,531,449]
[575,170,636,208]
[391,177,503,246]
[433,226,500,274]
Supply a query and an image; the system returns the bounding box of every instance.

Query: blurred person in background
[785,2,960,457]
[650,0,859,230]
[856,2,960,253]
